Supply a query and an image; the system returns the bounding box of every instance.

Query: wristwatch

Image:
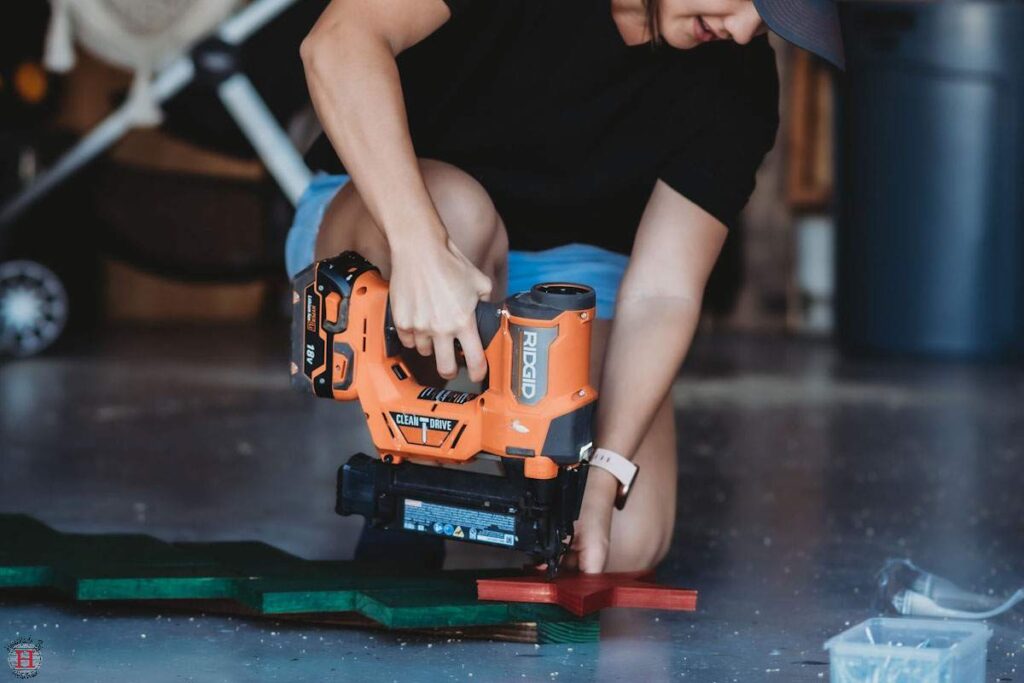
[587,447,639,510]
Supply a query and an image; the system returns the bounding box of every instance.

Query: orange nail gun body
[291,251,597,573]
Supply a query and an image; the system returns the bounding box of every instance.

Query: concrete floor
[1,324,1023,682]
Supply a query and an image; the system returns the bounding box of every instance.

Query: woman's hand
[389,235,493,383]
[535,467,619,574]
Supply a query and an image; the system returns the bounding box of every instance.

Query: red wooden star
[476,566,698,617]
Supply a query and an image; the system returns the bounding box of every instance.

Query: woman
[288,0,843,573]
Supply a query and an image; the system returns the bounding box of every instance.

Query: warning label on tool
[401,498,517,547]
[418,387,478,404]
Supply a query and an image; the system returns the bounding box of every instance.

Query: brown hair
[644,0,662,45]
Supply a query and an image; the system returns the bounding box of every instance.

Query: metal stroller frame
[0,0,341,357]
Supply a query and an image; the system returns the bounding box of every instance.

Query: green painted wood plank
[356,586,511,629]
[0,566,55,588]
[0,515,600,643]
[0,515,67,588]
[537,616,601,644]
[73,576,239,601]
[54,533,238,601]
[173,541,308,573]
[236,575,427,614]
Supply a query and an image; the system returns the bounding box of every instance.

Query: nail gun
[290,251,597,575]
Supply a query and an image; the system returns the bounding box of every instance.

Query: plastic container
[824,617,992,683]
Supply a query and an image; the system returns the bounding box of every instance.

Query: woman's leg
[316,158,508,289]
[588,318,678,572]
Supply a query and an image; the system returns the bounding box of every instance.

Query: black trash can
[836,1,1024,359]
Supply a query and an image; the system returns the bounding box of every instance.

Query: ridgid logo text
[520,330,538,399]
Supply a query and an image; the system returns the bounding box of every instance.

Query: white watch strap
[588,447,638,487]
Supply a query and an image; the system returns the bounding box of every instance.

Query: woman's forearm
[300,12,447,258]
[590,293,700,497]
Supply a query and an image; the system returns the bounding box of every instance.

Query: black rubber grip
[384,298,502,359]
[475,301,501,348]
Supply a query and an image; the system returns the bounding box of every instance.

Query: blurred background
[1,0,1021,358]
[1,2,1023,679]
[0,0,322,356]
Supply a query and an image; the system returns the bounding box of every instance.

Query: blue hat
[752,0,845,69]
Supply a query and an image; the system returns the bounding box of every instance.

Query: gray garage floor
[1,325,1022,682]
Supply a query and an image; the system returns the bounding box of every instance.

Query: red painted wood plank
[477,567,698,617]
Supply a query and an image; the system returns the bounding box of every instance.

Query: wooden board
[785,48,835,211]
[0,515,597,643]
[103,259,268,323]
[478,567,699,617]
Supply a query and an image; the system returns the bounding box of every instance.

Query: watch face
[614,484,629,510]
[615,468,638,510]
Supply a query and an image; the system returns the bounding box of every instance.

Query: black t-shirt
[304,0,780,254]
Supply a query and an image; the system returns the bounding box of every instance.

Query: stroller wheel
[0,260,68,357]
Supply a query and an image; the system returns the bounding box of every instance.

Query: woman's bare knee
[314,181,392,274]
[605,519,672,572]
[420,159,507,268]
[313,160,506,283]
[606,496,675,572]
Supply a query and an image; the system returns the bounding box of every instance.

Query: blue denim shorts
[284,172,628,319]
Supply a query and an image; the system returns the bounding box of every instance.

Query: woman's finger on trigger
[414,332,433,357]
[397,327,416,349]
[457,324,487,383]
[432,334,458,380]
